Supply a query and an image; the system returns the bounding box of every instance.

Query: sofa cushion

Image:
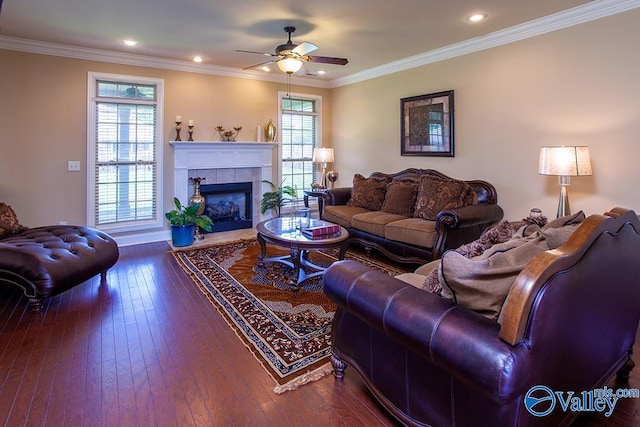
[384,217,437,248]
[0,203,28,239]
[322,205,369,228]
[381,180,417,217]
[352,211,407,237]
[347,174,392,211]
[414,175,477,220]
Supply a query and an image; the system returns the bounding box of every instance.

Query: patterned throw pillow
[0,203,27,239]
[380,180,417,217]
[347,174,392,211]
[413,175,477,220]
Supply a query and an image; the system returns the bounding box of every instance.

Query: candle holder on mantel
[189,177,206,240]
[175,121,182,142]
[188,125,194,141]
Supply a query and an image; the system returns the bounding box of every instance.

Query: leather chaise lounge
[324,207,640,426]
[0,204,119,312]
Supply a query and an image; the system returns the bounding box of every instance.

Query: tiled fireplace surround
[170,142,278,229]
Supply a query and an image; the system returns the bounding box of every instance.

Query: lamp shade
[538,146,592,176]
[277,57,303,74]
[312,147,334,163]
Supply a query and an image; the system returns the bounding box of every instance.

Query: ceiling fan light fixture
[277,57,303,74]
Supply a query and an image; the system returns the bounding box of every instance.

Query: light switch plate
[68,161,81,171]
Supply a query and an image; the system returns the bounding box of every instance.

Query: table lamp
[538,146,592,218]
[312,147,334,188]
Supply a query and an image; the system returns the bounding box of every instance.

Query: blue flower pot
[171,224,195,247]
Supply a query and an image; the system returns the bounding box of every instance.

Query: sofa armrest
[324,260,529,402]
[437,203,504,229]
[324,187,351,206]
[429,203,504,258]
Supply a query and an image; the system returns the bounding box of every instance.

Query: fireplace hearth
[200,182,252,233]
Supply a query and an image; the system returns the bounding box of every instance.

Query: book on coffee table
[301,224,341,237]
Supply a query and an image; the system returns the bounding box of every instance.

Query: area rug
[171,238,409,393]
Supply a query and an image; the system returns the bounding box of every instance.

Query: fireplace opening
[199,182,253,233]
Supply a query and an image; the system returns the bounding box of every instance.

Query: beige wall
[0,51,331,231]
[330,9,640,220]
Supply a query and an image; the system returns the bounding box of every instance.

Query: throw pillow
[421,220,517,295]
[439,229,551,321]
[346,174,391,211]
[380,180,417,217]
[0,203,27,239]
[413,175,477,220]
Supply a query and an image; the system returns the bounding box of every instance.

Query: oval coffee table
[256,217,349,290]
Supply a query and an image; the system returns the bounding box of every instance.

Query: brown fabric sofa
[323,207,640,426]
[0,203,119,312]
[322,168,504,263]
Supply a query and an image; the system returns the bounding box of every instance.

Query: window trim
[87,72,164,233]
[277,91,322,209]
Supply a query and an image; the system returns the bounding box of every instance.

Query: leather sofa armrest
[437,203,504,229]
[324,187,351,206]
[324,260,528,402]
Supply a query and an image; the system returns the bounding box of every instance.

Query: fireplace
[170,141,278,232]
[200,182,253,233]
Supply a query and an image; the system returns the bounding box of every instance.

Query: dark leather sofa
[322,168,504,264]
[324,208,640,426]
[0,225,119,312]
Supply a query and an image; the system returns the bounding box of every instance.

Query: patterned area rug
[171,238,409,393]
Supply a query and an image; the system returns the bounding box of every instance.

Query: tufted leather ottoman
[0,225,119,312]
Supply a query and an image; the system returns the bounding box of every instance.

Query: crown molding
[1,0,638,90]
[331,0,640,87]
[0,35,331,89]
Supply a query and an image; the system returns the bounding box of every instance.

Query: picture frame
[401,90,454,157]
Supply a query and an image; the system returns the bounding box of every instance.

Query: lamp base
[557,184,570,218]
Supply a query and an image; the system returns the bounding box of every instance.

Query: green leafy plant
[260,179,297,217]
[165,197,213,231]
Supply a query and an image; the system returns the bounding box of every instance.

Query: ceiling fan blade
[236,49,277,57]
[243,59,276,70]
[306,55,349,66]
[292,42,318,56]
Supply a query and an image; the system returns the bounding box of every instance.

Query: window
[87,73,164,233]
[279,93,321,202]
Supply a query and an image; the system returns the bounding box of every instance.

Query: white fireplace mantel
[170,141,278,225]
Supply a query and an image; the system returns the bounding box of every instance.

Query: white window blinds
[89,76,163,232]
[280,96,320,192]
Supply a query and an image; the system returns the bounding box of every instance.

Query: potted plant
[260,179,297,217]
[165,197,214,247]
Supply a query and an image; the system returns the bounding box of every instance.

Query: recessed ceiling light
[316,70,327,75]
[193,56,203,63]
[467,13,488,23]
[121,39,139,47]
[261,66,271,72]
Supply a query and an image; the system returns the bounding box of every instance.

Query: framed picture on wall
[401,90,454,157]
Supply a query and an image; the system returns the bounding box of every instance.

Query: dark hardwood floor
[0,241,638,426]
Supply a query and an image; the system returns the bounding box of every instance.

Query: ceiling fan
[237,26,348,74]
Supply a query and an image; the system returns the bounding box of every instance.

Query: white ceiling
[0,0,628,85]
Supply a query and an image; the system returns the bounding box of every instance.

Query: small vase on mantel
[264,119,277,142]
